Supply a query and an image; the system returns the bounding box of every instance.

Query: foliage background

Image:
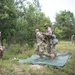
[0,0,75,46]
[0,0,75,75]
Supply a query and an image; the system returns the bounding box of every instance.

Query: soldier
[35,29,45,58]
[42,24,52,54]
[42,24,58,59]
[71,35,75,43]
[0,32,1,45]
[51,31,58,57]
[0,45,3,58]
[0,32,3,58]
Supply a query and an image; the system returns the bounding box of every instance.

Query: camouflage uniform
[51,33,58,56]
[71,35,75,43]
[0,46,3,58]
[43,26,52,54]
[35,29,45,56]
[0,32,3,58]
[0,32,1,45]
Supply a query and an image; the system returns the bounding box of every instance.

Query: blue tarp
[18,53,71,67]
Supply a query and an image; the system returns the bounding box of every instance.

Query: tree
[0,0,52,47]
[15,2,52,47]
[32,0,41,11]
[54,10,75,39]
[23,3,52,45]
[0,0,18,45]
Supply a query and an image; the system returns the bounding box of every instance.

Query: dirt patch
[13,64,45,75]
[0,67,6,74]
[0,67,5,72]
[29,64,44,70]
[13,64,30,75]
[13,64,23,75]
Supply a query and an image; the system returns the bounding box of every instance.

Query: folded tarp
[18,53,71,67]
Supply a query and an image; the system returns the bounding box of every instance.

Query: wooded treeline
[0,0,75,46]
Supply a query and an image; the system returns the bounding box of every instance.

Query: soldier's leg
[35,45,42,57]
[35,44,39,54]
[38,52,43,58]
[0,51,1,58]
[74,38,75,43]
[47,41,52,53]
[51,44,57,57]
[38,42,45,58]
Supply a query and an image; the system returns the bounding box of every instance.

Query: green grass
[0,41,75,75]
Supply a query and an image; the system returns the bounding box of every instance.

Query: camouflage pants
[46,38,52,53]
[35,42,45,55]
[47,40,57,56]
[51,44,57,56]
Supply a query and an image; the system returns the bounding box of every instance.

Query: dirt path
[13,64,45,75]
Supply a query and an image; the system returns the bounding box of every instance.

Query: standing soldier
[0,32,1,45]
[35,29,45,58]
[51,31,58,57]
[42,24,52,54]
[71,35,74,43]
[0,32,3,58]
[42,24,58,59]
[0,45,3,58]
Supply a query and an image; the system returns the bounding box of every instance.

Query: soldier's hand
[42,32,45,35]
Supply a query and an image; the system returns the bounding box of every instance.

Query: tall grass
[0,41,75,75]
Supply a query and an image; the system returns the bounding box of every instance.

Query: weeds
[0,41,75,75]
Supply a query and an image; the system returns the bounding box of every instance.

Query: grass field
[0,41,75,75]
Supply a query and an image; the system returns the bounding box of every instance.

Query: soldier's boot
[39,54,43,58]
